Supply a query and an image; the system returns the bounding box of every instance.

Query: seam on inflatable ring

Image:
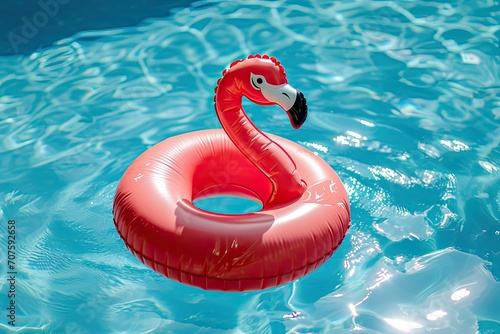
[114,219,347,282]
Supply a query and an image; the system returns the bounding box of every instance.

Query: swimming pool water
[1,0,499,333]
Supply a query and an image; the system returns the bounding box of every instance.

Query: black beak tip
[288,90,308,129]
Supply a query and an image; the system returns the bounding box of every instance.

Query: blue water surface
[1,0,499,333]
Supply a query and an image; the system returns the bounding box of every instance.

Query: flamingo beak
[261,83,308,129]
[286,90,308,129]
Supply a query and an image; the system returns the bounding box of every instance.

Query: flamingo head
[222,54,308,129]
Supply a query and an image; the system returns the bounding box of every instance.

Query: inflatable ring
[113,54,350,291]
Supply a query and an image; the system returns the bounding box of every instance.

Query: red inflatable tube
[113,54,351,291]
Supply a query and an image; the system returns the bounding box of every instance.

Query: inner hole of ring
[193,185,263,214]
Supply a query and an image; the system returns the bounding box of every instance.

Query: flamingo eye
[250,73,266,90]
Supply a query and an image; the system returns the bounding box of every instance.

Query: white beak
[260,83,298,111]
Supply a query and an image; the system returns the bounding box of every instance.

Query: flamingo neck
[214,76,305,207]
